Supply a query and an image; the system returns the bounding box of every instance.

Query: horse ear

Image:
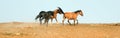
[57,7,60,9]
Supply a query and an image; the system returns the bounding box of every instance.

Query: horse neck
[74,12,79,16]
[53,10,58,18]
[54,11,57,14]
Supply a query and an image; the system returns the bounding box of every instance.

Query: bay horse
[35,8,62,25]
[58,7,83,25]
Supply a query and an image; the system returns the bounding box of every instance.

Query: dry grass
[0,22,120,38]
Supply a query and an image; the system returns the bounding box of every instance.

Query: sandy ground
[0,22,120,38]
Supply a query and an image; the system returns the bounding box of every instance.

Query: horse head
[57,7,64,14]
[74,10,83,16]
[54,8,61,14]
[79,10,83,16]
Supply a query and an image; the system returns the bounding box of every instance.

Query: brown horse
[62,10,83,25]
[50,8,62,24]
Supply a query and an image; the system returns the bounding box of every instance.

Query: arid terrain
[0,22,120,38]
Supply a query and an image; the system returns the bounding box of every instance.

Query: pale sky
[0,0,120,23]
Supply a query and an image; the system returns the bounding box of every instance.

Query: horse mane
[74,10,81,13]
[58,7,64,14]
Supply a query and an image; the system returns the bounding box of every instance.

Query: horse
[35,11,52,26]
[58,7,83,25]
[35,8,62,25]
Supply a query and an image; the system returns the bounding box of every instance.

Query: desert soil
[0,22,120,38]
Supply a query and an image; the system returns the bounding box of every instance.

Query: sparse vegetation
[0,22,120,38]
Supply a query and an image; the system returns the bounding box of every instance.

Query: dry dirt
[0,22,120,38]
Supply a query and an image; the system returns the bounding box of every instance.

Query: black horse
[35,7,63,26]
[35,11,52,26]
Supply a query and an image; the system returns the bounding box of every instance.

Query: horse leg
[68,20,71,25]
[74,20,76,26]
[76,19,78,24]
[50,18,53,24]
[44,19,47,24]
[44,19,48,26]
[62,17,65,25]
[55,18,58,24]
[39,17,42,24]
[46,17,50,26]
[62,20,64,25]
[46,19,49,27]
[40,17,45,24]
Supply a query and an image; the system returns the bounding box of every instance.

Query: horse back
[64,12,78,19]
[47,11,54,16]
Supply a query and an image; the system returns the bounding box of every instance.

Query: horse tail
[58,7,64,14]
[35,15,39,20]
[35,11,46,20]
